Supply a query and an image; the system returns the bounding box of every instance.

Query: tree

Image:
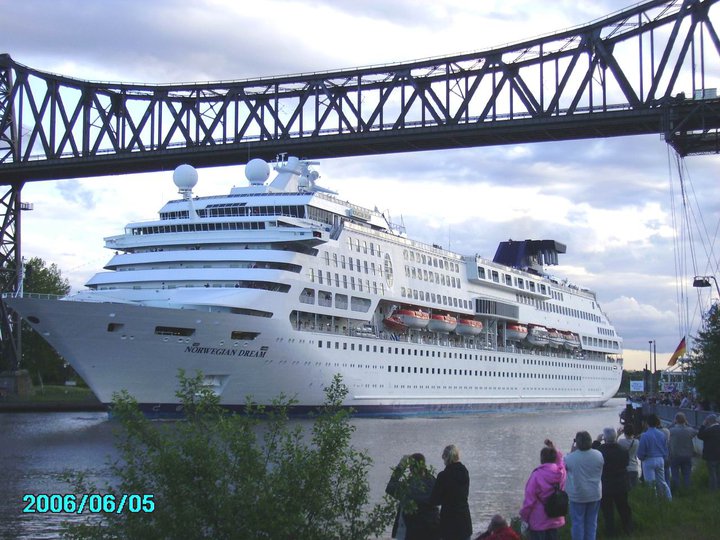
[691,303,720,407]
[20,257,71,383]
[63,372,397,540]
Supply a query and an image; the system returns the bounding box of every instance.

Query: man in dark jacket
[593,427,633,535]
[698,414,720,490]
[430,444,473,540]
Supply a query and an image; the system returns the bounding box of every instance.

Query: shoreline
[0,400,107,413]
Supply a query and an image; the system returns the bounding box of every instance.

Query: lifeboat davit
[527,325,550,347]
[505,324,528,342]
[394,309,430,329]
[428,314,457,333]
[562,331,581,350]
[547,328,564,348]
[455,318,483,336]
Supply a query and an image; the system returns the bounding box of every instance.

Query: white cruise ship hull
[7,296,620,415]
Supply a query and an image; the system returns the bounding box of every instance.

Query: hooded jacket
[520,450,567,532]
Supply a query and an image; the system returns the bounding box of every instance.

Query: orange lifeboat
[455,318,483,336]
[394,308,430,329]
[382,315,407,332]
[428,314,457,333]
[562,331,581,350]
[505,324,528,342]
[548,328,564,348]
[527,325,550,347]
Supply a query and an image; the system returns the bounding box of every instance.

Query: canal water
[0,399,626,539]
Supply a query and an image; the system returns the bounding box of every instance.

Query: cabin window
[318,291,332,307]
[300,288,315,304]
[107,323,124,332]
[155,326,195,337]
[351,297,371,313]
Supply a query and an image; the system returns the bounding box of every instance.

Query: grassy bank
[0,384,104,411]
[556,463,720,539]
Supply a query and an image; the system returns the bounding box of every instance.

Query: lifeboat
[527,325,550,347]
[382,315,407,332]
[562,331,581,350]
[394,308,430,329]
[547,328,564,348]
[455,318,483,336]
[505,324,528,342]
[428,314,457,333]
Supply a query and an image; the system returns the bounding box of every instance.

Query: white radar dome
[173,164,198,190]
[245,158,271,185]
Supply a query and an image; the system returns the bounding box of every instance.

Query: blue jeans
[642,456,672,500]
[569,500,600,540]
[670,455,692,490]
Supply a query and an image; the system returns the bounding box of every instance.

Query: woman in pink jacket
[520,439,567,540]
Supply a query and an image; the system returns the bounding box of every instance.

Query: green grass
[2,384,99,403]
[557,463,720,539]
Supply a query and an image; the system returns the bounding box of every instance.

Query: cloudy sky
[5,0,720,371]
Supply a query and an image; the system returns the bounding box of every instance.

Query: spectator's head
[575,431,593,451]
[540,446,558,464]
[488,514,508,531]
[441,444,460,466]
[623,424,635,437]
[675,412,687,425]
[648,414,661,428]
[603,427,617,443]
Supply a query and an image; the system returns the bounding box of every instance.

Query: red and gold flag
[668,337,686,366]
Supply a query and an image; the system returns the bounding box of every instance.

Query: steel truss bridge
[1,0,720,368]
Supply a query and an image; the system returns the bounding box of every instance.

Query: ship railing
[1,292,65,300]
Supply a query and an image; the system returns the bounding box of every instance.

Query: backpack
[543,483,569,518]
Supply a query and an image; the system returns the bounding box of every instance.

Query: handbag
[543,483,569,518]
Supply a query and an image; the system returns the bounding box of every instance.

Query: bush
[63,371,396,540]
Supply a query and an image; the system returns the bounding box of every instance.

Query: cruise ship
[5,156,623,414]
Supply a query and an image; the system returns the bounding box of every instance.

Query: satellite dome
[245,158,271,185]
[173,164,198,190]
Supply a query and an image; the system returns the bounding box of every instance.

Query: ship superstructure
[6,156,622,414]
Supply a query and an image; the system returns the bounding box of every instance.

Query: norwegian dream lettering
[184,346,267,358]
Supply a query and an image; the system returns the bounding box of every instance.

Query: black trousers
[600,490,633,535]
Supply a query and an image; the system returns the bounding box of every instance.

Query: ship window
[350,297,371,312]
[107,323,124,332]
[335,294,348,309]
[230,308,273,318]
[155,326,195,337]
[230,331,260,340]
[318,291,332,307]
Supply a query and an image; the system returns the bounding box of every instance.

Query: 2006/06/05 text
[22,494,155,514]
